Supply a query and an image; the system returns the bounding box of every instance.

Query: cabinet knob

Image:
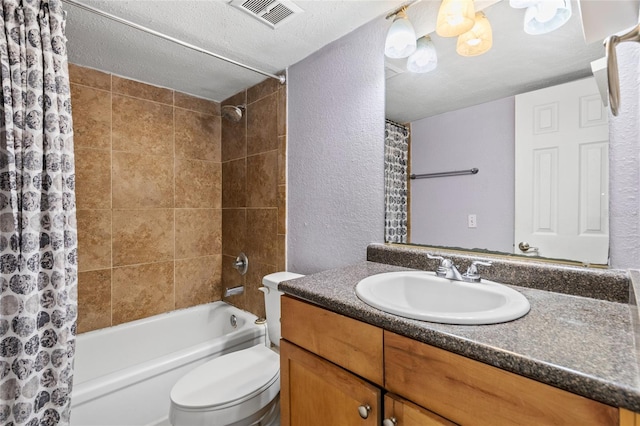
[358,404,371,419]
[383,417,398,426]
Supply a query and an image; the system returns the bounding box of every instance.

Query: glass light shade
[385,10,417,58]
[436,0,475,37]
[509,0,538,8]
[407,36,438,73]
[457,12,493,56]
[523,0,571,35]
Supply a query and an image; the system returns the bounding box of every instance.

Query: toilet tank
[262,272,304,346]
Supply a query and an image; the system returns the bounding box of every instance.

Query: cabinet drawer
[281,296,383,385]
[384,393,457,426]
[384,331,618,426]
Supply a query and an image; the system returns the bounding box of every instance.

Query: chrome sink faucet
[428,254,463,280]
[427,254,492,283]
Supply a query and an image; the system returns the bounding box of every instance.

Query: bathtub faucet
[232,253,249,275]
[224,286,244,297]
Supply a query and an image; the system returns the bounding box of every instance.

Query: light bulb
[456,12,493,57]
[385,10,417,58]
[407,36,438,73]
[534,1,559,22]
[523,0,571,34]
[436,0,475,37]
[447,15,464,26]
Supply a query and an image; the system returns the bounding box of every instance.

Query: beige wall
[221,79,287,319]
[71,64,223,333]
[71,64,287,333]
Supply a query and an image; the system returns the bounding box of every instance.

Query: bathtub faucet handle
[232,252,249,275]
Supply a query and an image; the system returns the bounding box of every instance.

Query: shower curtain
[0,0,77,424]
[384,120,409,243]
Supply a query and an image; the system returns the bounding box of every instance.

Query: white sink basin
[355,271,530,325]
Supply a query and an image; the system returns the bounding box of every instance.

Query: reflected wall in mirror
[384,0,608,265]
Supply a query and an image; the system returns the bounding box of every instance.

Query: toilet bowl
[169,272,304,426]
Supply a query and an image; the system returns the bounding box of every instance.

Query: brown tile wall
[221,79,287,319]
[71,64,224,333]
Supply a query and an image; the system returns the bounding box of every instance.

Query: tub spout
[224,286,244,297]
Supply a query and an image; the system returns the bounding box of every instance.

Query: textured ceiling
[385,0,605,122]
[64,0,404,102]
[63,0,607,122]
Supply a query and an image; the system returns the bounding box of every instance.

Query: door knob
[518,242,539,253]
[358,404,371,419]
[383,417,398,426]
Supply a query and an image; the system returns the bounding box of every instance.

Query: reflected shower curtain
[0,0,77,424]
[384,120,408,243]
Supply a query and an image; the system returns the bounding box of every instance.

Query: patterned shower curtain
[384,120,409,243]
[0,0,77,424]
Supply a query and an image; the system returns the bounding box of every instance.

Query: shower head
[221,104,245,122]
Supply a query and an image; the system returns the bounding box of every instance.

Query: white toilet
[169,272,303,426]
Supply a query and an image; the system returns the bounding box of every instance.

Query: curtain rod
[411,168,479,180]
[61,0,286,84]
[385,118,409,130]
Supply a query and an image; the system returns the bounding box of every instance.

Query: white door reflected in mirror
[514,77,609,264]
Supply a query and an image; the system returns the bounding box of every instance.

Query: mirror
[384,0,607,265]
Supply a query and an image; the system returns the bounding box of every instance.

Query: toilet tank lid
[262,272,304,289]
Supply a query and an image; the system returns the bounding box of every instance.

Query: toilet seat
[170,272,304,425]
[170,345,280,410]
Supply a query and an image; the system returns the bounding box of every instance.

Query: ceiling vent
[385,61,405,80]
[230,0,303,29]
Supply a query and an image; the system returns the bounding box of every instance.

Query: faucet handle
[428,254,453,267]
[463,260,492,282]
[232,252,249,275]
[427,254,453,277]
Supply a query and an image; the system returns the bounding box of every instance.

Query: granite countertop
[279,261,640,412]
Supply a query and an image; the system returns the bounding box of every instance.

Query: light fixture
[436,0,476,37]
[385,8,417,58]
[456,12,493,56]
[407,36,438,73]
[509,0,572,35]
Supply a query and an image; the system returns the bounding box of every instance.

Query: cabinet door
[384,394,458,426]
[280,340,382,426]
[385,331,619,426]
[620,409,640,426]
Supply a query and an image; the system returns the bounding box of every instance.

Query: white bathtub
[70,302,265,426]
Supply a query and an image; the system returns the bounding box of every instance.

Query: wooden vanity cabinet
[620,409,640,426]
[280,340,382,425]
[280,296,383,426]
[280,296,625,426]
[385,331,618,426]
[280,295,383,385]
[384,394,456,426]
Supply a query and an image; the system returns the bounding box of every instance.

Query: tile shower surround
[221,79,287,319]
[72,64,286,332]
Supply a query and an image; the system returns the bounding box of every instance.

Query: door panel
[515,77,608,264]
